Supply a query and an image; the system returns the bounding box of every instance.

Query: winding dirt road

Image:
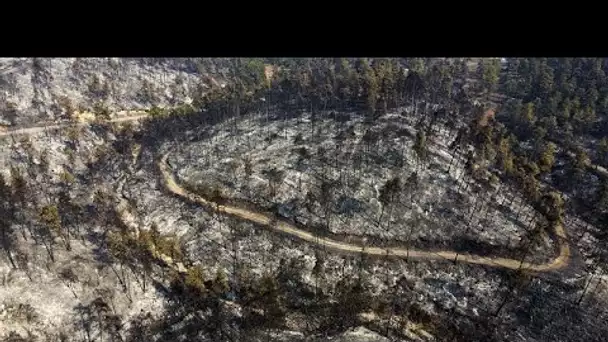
[0,110,574,273]
[158,152,571,273]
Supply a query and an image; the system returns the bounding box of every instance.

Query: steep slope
[0,58,229,128]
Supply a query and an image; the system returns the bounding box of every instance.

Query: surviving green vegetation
[1,58,608,341]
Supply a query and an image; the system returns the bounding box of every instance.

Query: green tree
[575,149,590,171]
[360,59,379,121]
[184,265,206,295]
[93,102,111,121]
[212,267,230,296]
[539,115,558,136]
[39,205,62,262]
[497,136,515,175]
[522,174,540,203]
[134,232,154,292]
[335,58,356,110]
[502,153,515,176]
[477,58,501,96]
[537,63,555,98]
[408,58,426,75]
[539,142,557,173]
[540,191,565,223]
[559,97,571,124]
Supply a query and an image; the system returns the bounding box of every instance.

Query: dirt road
[0,109,574,273]
[158,152,571,273]
[0,113,148,138]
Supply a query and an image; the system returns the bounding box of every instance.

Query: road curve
[0,110,574,272]
[158,152,571,273]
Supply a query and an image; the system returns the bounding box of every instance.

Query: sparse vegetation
[2,58,608,341]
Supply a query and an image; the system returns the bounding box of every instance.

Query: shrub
[147,105,166,118]
[92,102,111,121]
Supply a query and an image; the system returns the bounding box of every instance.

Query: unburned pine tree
[212,267,230,296]
[38,204,64,263]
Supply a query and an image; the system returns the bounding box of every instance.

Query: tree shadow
[509,279,608,342]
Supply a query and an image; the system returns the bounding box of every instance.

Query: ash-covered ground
[2,106,608,341]
[121,108,608,341]
[0,58,228,128]
[165,111,556,263]
[0,121,169,339]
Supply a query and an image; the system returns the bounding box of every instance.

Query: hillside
[1,57,608,341]
[0,58,229,128]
